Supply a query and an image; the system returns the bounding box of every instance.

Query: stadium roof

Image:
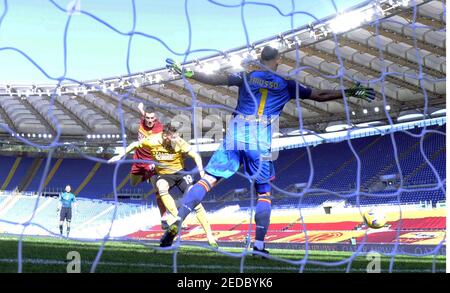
[0,0,445,146]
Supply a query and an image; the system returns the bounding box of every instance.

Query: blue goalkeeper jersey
[60,192,76,208]
[226,70,312,147]
[228,70,312,116]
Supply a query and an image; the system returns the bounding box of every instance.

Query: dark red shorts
[131,163,155,182]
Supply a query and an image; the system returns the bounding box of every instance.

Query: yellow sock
[194,204,213,237]
[159,192,178,218]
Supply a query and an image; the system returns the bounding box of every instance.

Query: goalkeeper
[161,45,376,254]
[109,123,218,248]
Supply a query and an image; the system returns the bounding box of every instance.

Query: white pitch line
[0,258,443,272]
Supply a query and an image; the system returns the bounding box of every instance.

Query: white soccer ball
[363,208,387,229]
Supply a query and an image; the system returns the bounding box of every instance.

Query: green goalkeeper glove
[344,83,376,103]
[166,58,194,78]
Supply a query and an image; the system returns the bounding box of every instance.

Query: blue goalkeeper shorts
[204,140,275,184]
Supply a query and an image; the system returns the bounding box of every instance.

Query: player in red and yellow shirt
[131,103,163,185]
[130,103,166,221]
[109,123,218,248]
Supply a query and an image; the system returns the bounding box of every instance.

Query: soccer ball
[363,209,387,229]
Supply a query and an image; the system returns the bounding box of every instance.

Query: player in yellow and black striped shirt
[109,124,218,248]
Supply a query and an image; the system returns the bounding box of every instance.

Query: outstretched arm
[308,89,345,102]
[108,141,141,163]
[289,80,376,103]
[57,195,62,212]
[166,58,233,86]
[190,71,230,86]
[137,102,145,116]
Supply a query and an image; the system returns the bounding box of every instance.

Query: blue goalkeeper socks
[255,196,272,242]
[178,179,212,221]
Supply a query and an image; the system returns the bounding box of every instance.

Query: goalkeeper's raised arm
[166,58,230,86]
[166,57,375,103]
[306,83,376,103]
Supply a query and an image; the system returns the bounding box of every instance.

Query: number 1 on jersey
[258,88,268,116]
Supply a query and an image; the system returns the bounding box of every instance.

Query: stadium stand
[0,124,445,208]
[0,194,151,237]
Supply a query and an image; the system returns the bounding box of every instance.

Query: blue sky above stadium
[0,0,363,84]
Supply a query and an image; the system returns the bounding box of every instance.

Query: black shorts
[151,172,194,194]
[60,207,72,221]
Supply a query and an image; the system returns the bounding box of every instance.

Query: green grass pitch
[0,236,445,273]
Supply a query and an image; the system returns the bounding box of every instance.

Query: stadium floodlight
[107,134,111,139]
[397,110,425,122]
[27,133,31,138]
[48,134,52,138]
[32,134,36,138]
[228,54,243,70]
[401,0,410,6]
[363,109,368,114]
[328,10,371,34]
[101,134,106,139]
[249,50,258,60]
[291,35,301,47]
[374,107,379,113]
[131,79,139,88]
[287,129,311,136]
[87,134,91,139]
[21,133,25,137]
[430,108,446,117]
[385,105,391,111]
[267,39,283,50]
[154,74,162,83]
[43,134,47,138]
[351,111,356,116]
[38,134,42,138]
[325,123,352,132]
[397,114,425,122]
[356,121,384,127]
